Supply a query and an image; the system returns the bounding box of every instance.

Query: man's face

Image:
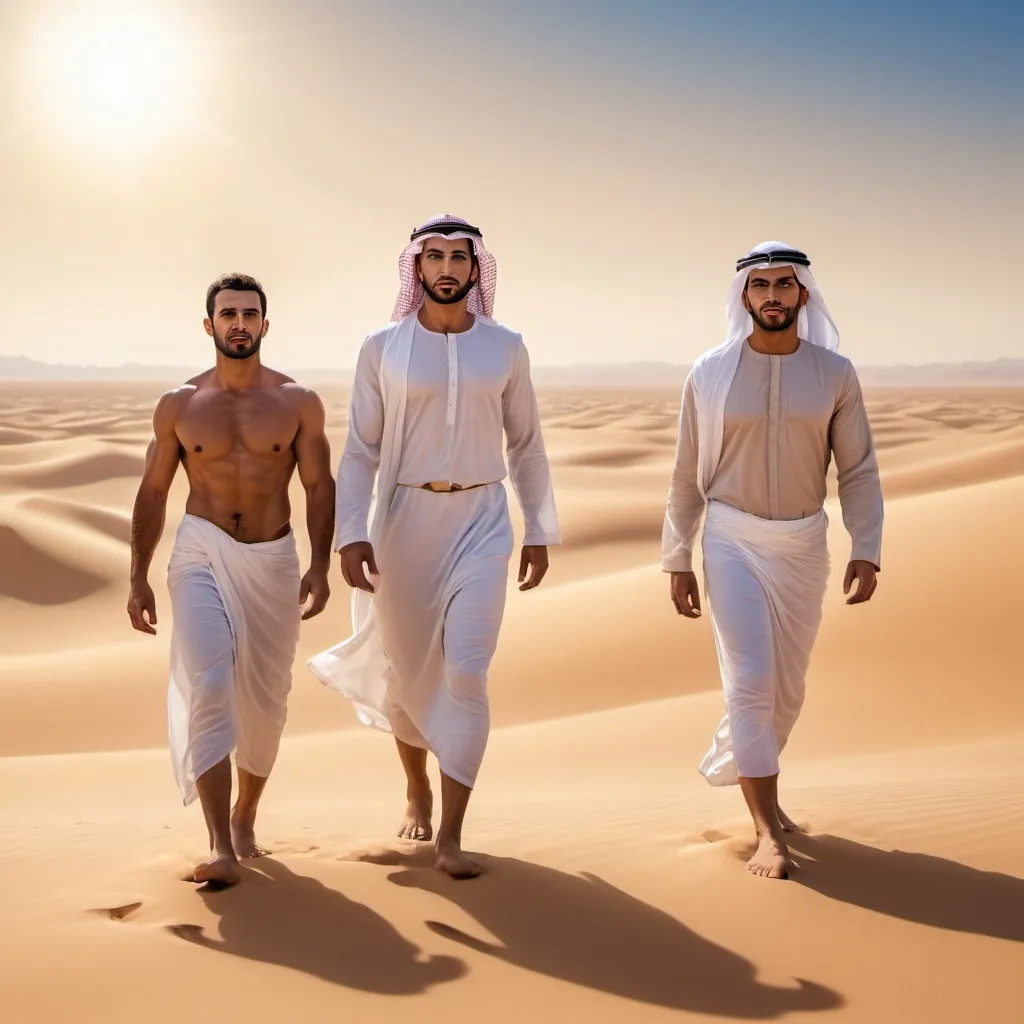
[205,289,268,360]
[742,265,808,332]
[416,236,478,305]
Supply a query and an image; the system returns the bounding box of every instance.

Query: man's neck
[746,325,800,355]
[417,300,475,335]
[213,353,264,391]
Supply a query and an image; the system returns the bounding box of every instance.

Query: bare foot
[746,830,792,880]
[398,784,433,842]
[189,854,241,887]
[434,840,482,880]
[777,807,806,833]
[230,816,268,860]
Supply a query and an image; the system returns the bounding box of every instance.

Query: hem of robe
[697,499,829,787]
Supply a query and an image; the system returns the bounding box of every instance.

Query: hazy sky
[0,0,1019,370]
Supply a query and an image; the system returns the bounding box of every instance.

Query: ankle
[212,840,238,861]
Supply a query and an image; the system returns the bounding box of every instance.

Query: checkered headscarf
[391,214,497,322]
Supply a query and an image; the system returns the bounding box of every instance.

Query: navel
[193,445,202,453]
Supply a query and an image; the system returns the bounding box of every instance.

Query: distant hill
[2,354,1023,388]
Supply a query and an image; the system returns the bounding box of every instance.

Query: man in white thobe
[309,215,560,878]
[663,241,883,880]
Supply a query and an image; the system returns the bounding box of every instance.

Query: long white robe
[167,514,301,805]
[308,312,559,788]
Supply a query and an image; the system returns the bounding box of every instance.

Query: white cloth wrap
[167,514,301,805]
[698,500,830,785]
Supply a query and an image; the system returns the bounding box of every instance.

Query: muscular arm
[293,388,335,570]
[130,391,184,585]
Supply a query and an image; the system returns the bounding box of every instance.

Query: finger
[146,603,158,626]
[130,605,156,635]
[518,550,528,583]
[671,593,682,614]
[366,550,379,576]
[691,586,702,614]
[843,565,855,594]
[340,560,353,588]
[531,563,549,587]
[354,567,375,594]
[299,579,310,604]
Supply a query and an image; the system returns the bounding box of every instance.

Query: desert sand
[0,380,1022,1022]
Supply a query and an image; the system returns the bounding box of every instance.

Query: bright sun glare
[32,4,194,157]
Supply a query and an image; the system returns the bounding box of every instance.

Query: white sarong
[167,514,301,805]
[698,500,830,785]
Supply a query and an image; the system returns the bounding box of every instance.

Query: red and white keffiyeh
[391,214,498,322]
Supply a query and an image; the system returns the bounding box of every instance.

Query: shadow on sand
[787,833,1024,942]
[167,857,465,995]
[361,848,843,1018]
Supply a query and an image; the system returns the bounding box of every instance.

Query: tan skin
[127,287,335,887]
[339,236,548,879]
[670,264,879,879]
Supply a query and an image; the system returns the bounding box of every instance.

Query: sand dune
[0,381,1021,1022]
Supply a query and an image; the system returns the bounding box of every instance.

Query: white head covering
[725,240,839,352]
[391,214,497,322]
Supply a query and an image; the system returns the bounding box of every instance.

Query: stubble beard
[749,304,798,333]
[214,326,262,360]
[421,276,476,306]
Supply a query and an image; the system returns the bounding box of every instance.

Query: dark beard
[214,329,262,360]
[750,305,797,332]
[421,277,476,306]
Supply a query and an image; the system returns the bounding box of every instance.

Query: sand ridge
[1,381,1022,1022]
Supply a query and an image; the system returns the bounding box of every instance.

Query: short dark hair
[206,274,267,320]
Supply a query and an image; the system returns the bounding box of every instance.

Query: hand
[339,542,378,593]
[518,545,549,591]
[843,559,878,605]
[670,571,702,619]
[127,580,158,635]
[299,565,330,620]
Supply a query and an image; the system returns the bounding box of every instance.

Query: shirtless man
[127,273,335,887]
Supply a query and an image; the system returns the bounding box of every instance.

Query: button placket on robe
[767,355,780,518]
[444,333,459,478]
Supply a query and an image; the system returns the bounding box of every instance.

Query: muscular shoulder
[277,380,326,416]
[152,383,197,434]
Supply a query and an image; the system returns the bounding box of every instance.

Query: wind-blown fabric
[697,500,830,785]
[166,514,301,805]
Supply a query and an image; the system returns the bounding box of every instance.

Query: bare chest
[177,390,300,461]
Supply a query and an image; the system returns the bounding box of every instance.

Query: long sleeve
[662,374,706,572]
[830,361,884,569]
[502,338,560,546]
[334,335,383,551]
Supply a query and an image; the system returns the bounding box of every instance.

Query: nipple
[193,445,202,453]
